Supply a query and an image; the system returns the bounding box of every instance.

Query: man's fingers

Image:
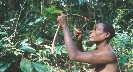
[57,18,59,24]
[58,12,67,17]
[77,31,82,34]
[73,30,82,36]
[58,12,64,16]
[75,29,82,33]
[76,30,82,34]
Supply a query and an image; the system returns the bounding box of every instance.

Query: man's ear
[105,32,110,38]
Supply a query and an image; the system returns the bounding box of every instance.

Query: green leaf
[44,45,51,48]
[28,22,34,25]
[91,44,96,49]
[0,61,6,67]
[0,40,2,47]
[61,49,67,53]
[45,6,56,12]
[20,39,28,44]
[35,37,44,45]
[126,69,132,72]
[57,51,61,55]
[118,59,126,64]
[10,18,17,21]
[0,62,11,72]
[72,66,77,72]
[118,52,127,61]
[20,58,33,72]
[50,10,63,14]
[32,62,50,72]
[0,32,8,35]
[20,39,36,53]
[35,17,43,23]
[19,45,36,53]
[28,17,46,26]
[1,27,10,30]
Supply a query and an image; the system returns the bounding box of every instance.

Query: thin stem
[51,25,60,54]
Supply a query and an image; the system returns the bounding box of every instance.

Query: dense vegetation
[0,0,133,72]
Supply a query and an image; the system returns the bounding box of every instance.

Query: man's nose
[90,30,93,34]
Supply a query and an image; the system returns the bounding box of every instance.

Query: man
[57,13,119,72]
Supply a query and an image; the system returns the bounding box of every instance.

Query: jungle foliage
[0,0,133,72]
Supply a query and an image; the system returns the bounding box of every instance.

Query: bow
[51,13,90,54]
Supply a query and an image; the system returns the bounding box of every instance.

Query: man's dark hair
[99,22,115,41]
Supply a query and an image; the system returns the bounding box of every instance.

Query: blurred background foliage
[0,0,133,72]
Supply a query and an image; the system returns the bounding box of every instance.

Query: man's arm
[77,40,84,51]
[72,50,117,64]
[62,23,117,64]
[57,13,117,64]
[73,29,84,51]
[62,26,80,59]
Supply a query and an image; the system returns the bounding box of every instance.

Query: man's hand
[57,12,67,28]
[73,29,82,40]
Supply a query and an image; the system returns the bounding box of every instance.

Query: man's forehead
[95,23,104,28]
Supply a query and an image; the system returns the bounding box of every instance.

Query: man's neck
[96,41,111,51]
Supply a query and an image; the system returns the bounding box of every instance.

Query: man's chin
[89,39,97,43]
[89,39,94,42]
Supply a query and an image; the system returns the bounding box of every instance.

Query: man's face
[89,23,108,42]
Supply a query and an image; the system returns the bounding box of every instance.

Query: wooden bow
[51,14,89,54]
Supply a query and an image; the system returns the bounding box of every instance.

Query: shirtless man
[57,13,119,72]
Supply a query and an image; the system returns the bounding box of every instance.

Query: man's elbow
[69,56,77,60]
[69,51,80,60]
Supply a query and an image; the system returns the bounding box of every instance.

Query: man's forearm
[62,26,79,59]
[77,40,84,51]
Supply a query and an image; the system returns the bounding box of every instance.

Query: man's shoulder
[99,50,117,58]
[95,50,118,63]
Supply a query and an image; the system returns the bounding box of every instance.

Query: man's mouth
[89,35,93,38]
[89,34,93,37]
